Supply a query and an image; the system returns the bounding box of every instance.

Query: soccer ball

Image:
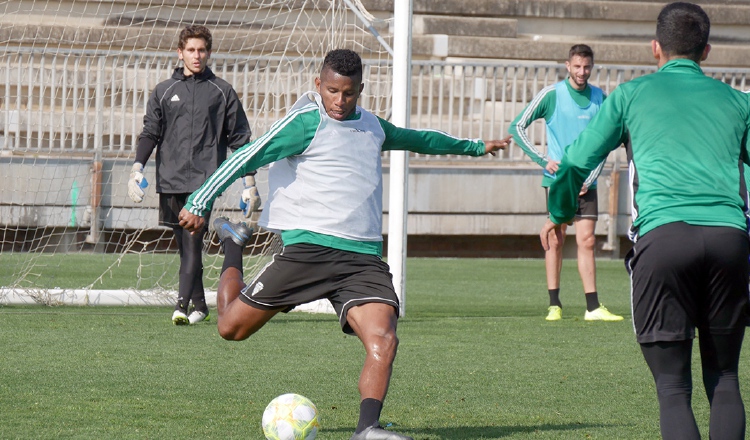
[262,393,320,440]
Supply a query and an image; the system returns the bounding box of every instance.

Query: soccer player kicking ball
[178,49,511,440]
[542,3,750,439]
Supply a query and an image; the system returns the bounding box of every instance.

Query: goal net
[0,0,394,309]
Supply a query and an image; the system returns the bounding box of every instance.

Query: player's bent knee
[217,304,277,341]
[383,331,399,352]
[217,318,252,341]
[365,330,399,361]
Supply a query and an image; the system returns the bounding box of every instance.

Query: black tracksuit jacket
[135,67,251,194]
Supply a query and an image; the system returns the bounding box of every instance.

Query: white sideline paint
[0,288,336,314]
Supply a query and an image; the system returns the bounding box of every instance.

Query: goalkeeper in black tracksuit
[127,25,258,325]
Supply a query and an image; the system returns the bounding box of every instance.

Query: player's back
[616,59,750,236]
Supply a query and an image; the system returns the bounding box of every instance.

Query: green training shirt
[548,59,750,240]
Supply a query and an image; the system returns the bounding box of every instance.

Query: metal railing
[3,48,750,163]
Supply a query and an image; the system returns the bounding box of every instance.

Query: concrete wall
[0,156,632,257]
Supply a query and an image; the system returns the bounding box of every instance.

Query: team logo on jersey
[170,95,180,102]
[350,128,366,133]
[251,282,264,296]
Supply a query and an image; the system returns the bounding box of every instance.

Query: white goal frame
[1,0,413,316]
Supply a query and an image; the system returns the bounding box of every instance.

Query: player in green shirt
[179,49,511,440]
[542,3,750,439]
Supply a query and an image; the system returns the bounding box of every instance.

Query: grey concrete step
[362,0,750,66]
[364,0,750,25]
[411,34,750,67]
[414,15,517,38]
[582,0,750,4]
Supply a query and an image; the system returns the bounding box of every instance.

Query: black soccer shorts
[625,222,750,344]
[239,243,400,335]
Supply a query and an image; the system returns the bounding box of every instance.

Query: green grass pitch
[0,258,745,439]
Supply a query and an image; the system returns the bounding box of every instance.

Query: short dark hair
[178,25,212,52]
[569,44,594,63]
[321,49,362,79]
[656,2,710,62]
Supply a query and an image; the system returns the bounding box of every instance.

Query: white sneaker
[172,310,189,325]
[188,310,209,324]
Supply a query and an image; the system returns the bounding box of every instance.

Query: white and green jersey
[261,93,386,243]
[548,59,750,241]
[185,91,487,256]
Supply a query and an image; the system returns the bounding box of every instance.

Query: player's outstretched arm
[484,135,513,156]
[178,208,205,234]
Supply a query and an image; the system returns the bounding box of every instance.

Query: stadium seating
[2,1,749,66]
[394,0,750,67]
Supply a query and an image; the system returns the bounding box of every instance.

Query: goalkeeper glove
[127,162,146,203]
[240,174,261,217]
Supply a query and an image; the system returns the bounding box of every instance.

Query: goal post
[387,0,412,317]
[0,0,402,310]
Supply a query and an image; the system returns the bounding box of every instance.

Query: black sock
[191,297,207,313]
[548,289,561,307]
[220,241,244,275]
[355,398,383,433]
[585,292,599,312]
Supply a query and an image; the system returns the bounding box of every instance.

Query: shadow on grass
[323,422,621,439]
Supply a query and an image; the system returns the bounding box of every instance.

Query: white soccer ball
[262,393,320,440]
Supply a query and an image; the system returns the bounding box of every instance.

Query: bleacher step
[413,15,517,38]
[411,35,750,68]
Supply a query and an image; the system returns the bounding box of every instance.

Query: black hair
[321,49,362,79]
[656,2,710,62]
[569,44,594,63]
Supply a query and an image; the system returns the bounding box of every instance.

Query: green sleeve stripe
[583,159,606,188]
[511,84,555,165]
[187,102,319,215]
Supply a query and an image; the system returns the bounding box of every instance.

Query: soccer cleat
[213,217,253,247]
[584,304,624,321]
[172,310,189,325]
[188,310,209,324]
[350,425,413,440]
[545,305,562,321]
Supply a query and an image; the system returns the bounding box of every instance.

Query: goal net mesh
[0,0,393,307]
